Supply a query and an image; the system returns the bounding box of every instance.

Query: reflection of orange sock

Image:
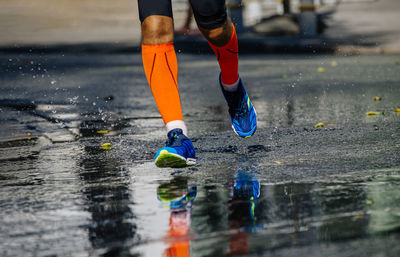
[142,43,183,124]
[165,212,190,257]
[208,24,239,85]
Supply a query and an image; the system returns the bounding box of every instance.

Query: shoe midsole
[157,151,196,165]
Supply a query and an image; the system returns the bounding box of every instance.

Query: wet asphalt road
[0,52,400,257]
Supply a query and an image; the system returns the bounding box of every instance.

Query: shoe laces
[166,130,195,157]
[166,136,177,147]
[166,129,185,147]
[229,96,249,119]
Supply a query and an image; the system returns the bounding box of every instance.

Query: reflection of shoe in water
[157,177,197,210]
[233,172,260,201]
[220,76,257,138]
[232,172,260,225]
[155,128,196,168]
[157,177,196,257]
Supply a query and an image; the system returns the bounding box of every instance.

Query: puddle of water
[128,167,400,257]
[78,117,130,138]
[0,108,399,257]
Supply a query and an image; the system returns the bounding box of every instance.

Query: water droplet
[51,80,56,85]
[68,96,79,104]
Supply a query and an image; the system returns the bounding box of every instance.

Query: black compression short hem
[138,0,173,23]
[138,0,227,30]
[189,0,227,29]
[192,11,227,30]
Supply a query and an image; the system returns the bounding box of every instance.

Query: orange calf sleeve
[208,24,239,85]
[142,43,183,124]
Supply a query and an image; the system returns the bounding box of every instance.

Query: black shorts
[137,0,227,29]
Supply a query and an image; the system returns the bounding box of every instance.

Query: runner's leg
[138,0,187,136]
[189,0,239,91]
[189,0,257,138]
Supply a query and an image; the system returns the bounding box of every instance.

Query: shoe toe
[232,107,257,137]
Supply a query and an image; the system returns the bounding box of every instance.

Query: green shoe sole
[155,150,196,168]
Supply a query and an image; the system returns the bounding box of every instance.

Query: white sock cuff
[166,120,188,137]
[222,77,240,92]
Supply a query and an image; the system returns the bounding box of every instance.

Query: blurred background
[1,0,399,53]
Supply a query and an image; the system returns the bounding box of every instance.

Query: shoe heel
[186,158,197,166]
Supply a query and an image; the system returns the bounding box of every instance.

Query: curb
[0,43,141,55]
[175,34,336,54]
[0,35,397,55]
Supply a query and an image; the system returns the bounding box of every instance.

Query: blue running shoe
[220,75,257,138]
[155,128,196,168]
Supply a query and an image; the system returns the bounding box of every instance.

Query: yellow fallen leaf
[27,132,31,137]
[97,130,109,134]
[395,108,400,113]
[373,96,381,101]
[274,161,282,165]
[331,61,337,67]
[314,122,324,128]
[101,142,112,150]
[282,74,288,79]
[317,67,326,72]
[366,200,373,205]
[366,112,380,116]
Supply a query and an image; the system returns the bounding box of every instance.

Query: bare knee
[141,15,174,45]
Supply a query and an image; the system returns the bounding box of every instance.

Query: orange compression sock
[142,43,183,125]
[208,24,239,85]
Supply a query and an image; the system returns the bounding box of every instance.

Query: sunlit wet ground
[1,53,400,256]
